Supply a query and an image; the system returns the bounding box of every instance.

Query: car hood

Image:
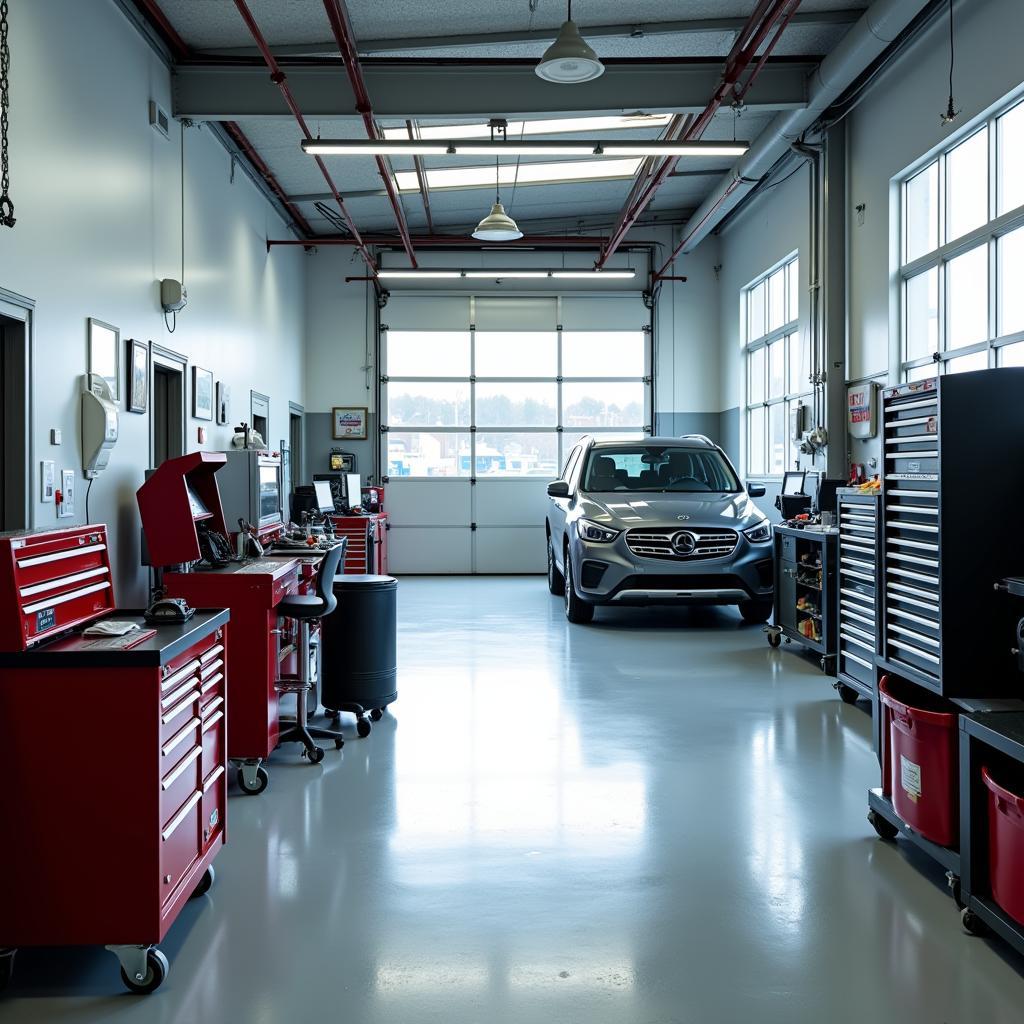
[578,491,766,529]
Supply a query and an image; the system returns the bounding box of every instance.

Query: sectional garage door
[381,293,652,574]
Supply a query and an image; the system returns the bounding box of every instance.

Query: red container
[982,765,1024,925]
[879,675,959,846]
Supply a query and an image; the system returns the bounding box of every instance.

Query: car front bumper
[570,531,774,606]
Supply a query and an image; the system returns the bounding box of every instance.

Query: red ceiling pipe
[596,0,801,268]
[231,0,378,278]
[321,0,418,267]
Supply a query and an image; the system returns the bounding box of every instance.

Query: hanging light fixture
[472,154,523,241]
[536,1,604,84]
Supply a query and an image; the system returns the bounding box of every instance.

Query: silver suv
[545,435,773,624]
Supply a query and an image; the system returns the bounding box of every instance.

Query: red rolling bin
[880,674,960,847]
[982,765,1024,926]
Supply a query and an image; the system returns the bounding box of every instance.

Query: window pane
[748,407,766,476]
[905,268,938,362]
[905,163,939,263]
[788,332,809,395]
[945,349,989,375]
[386,432,472,477]
[788,259,800,323]
[946,128,988,242]
[475,382,557,427]
[768,403,786,475]
[475,432,559,476]
[387,381,470,427]
[768,268,786,331]
[386,331,471,377]
[768,340,785,399]
[562,382,645,428]
[748,282,766,341]
[748,346,766,403]
[947,245,989,349]
[562,331,645,377]
[998,100,1024,216]
[999,225,1024,336]
[475,332,557,377]
[906,362,936,383]
[1000,341,1024,367]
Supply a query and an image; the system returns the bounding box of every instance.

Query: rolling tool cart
[834,490,880,706]
[765,524,838,673]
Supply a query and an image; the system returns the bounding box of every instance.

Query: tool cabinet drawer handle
[842,650,873,669]
[162,791,202,842]
[200,658,223,679]
[162,746,202,790]
[200,644,224,663]
[203,765,226,792]
[161,660,201,692]
[201,698,224,722]
[16,542,106,567]
[202,710,224,733]
[162,690,200,724]
[22,581,111,615]
[161,681,198,711]
[200,672,224,694]
[161,717,201,757]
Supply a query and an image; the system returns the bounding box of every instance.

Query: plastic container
[982,765,1024,925]
[879,675,959,846]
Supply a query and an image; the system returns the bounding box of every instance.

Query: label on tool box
[35,607,56,633]
[900,755,922,803]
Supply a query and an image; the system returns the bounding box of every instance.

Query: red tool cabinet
[0,608,230,995]
[330,512,388,575]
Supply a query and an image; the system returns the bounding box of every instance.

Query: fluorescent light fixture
[302,139,749,158]
[394,158,643,192]
[381,114,674,141]
[376,269,637,280]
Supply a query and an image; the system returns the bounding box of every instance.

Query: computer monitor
[815,477,844,516]
[313,479,335,515]
[782,471,806,496]
[345,473,362,511]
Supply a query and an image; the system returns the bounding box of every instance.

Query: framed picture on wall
[216,381,231,425]
[127,338,149,414]
[193,365,214,420]
[88,318,120,402]
[332,406,368,440]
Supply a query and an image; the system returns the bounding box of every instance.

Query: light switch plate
[58,469,75,518]
[40,461,55,503]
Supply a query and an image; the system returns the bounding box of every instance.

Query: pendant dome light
[472,154,523,241]
[536,1,605,84]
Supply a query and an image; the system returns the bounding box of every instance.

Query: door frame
[150,343,187,467]
[0,287,34,530]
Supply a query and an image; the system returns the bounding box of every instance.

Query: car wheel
[563,549,595,624]
[739,598,774,624]
[547,535,565,595]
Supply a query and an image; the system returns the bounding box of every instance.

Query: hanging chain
[0,0,14,227]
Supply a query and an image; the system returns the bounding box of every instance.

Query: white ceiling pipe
[678,0,935,255]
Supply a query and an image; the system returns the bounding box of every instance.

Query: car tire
[739,598,774,624]
[563,549,594,624]
[547,535,565,595]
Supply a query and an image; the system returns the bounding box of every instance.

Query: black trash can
[320,574,397,737]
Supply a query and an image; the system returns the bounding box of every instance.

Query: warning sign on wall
[847,383,878,440]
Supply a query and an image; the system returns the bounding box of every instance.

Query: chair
[275,542,346,763]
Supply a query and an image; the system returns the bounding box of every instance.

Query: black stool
[275,543,346,763]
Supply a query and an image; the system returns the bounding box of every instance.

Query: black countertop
[0,608,230,668]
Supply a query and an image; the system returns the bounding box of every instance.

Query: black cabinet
[836,490,880,703]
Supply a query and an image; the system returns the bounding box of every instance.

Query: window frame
[898,95,1024,380]
[742,253,807,480]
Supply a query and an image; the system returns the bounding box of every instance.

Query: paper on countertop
[82,619,141,637]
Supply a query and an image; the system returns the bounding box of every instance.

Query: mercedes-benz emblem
[672,531,697,556]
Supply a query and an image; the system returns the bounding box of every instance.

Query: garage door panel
[474,481,551,527]
[386,481,472,526]
[389,528,473,573]
[474,528,547,573]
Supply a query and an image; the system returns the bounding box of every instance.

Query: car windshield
[581,445,741,493]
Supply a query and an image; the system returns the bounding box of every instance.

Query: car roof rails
[678,433,715,446]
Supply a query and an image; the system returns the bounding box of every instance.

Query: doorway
[251,390,269,447]
[151,345,186,468]
[0,293,31,531]
[289,402,304,487]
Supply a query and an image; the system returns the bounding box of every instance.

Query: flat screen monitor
[313,479,335,514]
[346,473,362,510]
[782,471,806,496]
[816,477,844,515]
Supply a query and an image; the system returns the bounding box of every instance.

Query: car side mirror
[747,482,766,498]
[547,480,570,498]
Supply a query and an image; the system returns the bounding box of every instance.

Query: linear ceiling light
[381,114,674,141]
[302,139,749,158]
[377,269,637,280]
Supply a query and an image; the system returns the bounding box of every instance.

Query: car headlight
[743,522,772,544]
[577,518,620,543]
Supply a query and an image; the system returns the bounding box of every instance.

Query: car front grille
[625,527,739,561]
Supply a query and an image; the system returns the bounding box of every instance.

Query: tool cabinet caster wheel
[334,737,345,750]
[357,718,372,738]
[238,764,269,796]
[867,808,899,841]
[120,948,169,995]
[837,683,859,704]
[0,950,16,992]
[190,865,215,900]
[370,708,384,722]
[961,907,988,936]
[307,746,325,764]
[767,632,781,649]
[948,873,964,910]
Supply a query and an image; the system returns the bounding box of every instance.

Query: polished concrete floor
[4,577,1024,1022]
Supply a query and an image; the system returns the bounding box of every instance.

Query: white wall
[0,0,307,603]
